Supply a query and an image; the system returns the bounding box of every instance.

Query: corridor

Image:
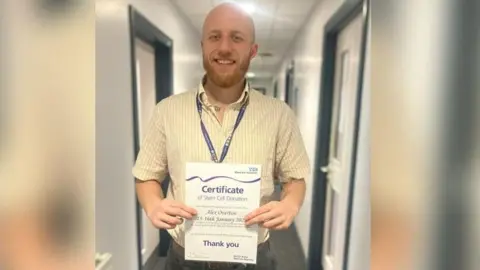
[95,0,370,269]
[2,0,479,269]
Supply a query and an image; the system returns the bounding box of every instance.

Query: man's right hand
[146,199,197,229]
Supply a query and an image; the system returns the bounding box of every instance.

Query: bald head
[202,2,256,43]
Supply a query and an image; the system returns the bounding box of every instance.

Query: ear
[250,43,258,59]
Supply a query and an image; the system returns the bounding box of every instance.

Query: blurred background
[1,0,94,269]
[1,0,479,270]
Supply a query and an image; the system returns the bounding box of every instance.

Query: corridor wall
[96,0,202,269]
[272,0,350,257]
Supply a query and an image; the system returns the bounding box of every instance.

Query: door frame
[273,80,279,98]
[284,60,295,106]
[128,5,174,268]
[307,1,369,270]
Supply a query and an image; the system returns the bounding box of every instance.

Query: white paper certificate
[184,162,261,264]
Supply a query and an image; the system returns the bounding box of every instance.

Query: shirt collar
[197,75,250,108]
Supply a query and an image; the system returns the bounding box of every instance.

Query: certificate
[184,162,261,264]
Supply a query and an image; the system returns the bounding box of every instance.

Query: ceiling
[170,0,318,79]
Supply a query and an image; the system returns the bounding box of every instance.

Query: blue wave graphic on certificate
[186,175,261,183]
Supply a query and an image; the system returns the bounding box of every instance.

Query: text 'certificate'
[184,162,261,264]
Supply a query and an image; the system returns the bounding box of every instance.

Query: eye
[232,36,243,42]
[209,34,220,41]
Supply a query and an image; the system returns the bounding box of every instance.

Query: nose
[218,36,233,53]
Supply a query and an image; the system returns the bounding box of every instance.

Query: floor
[145,187,307,270]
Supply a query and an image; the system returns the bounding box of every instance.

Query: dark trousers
[165,240,278,270]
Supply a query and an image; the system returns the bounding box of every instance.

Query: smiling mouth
[214,59,236,65]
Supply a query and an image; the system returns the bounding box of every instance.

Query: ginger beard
[203,50,251,88]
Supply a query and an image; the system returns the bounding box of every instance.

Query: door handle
[321,165,330,173]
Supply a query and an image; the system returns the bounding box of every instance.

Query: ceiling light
[238,3,256,14]
[246,72,256,78]
[219,1,256,14]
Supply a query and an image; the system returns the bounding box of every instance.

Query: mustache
[210,51,235,61]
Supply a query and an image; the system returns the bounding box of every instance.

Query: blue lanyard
[196,94,247,163]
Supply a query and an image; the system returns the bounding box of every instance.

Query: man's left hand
[244,201,299,230]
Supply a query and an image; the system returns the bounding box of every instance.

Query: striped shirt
[132,79,311,247]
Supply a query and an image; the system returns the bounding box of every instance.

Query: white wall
[95,0,202,269]
[273,0,347,256]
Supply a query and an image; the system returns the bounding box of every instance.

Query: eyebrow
[207,29,246,36]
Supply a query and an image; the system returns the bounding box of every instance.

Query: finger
[272,222,290,230]
[177,204,198,216]
[176,209,195,219]
[262,217,284,229]
[152,219,176,230]
[245,209,278,226]
[170,201,197,215]
[245,203,274,221]
[164,207,194,219]
[158,213,183,225]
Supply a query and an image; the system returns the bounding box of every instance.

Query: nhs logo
[234,166,259,175]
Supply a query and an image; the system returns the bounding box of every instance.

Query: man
[133,2,310,270]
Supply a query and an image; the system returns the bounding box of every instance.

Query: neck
[204,77,246,106]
